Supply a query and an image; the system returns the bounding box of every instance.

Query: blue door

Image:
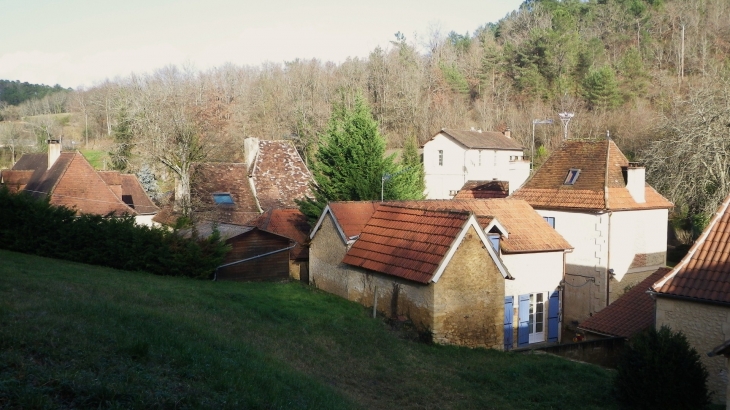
[504,296,513,350]
[517,294,530,347]
[547,290,560,343]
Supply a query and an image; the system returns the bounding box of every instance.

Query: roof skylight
[564,169,581,185]
[213,193,235,205]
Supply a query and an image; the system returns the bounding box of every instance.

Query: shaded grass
[0,249,618,409]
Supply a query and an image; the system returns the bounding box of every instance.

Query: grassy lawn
[0,249,618,409]
[79,148,108,169]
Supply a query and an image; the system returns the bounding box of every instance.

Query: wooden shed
[187,222,294,281]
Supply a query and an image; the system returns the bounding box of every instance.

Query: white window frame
[528,292,547,343]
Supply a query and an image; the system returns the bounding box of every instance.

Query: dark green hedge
[0,187,229,279]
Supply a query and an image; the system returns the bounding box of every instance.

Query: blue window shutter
[504,296,514,350]
[517,294,530,347]
[547,290,560,343]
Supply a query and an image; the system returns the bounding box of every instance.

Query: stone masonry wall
[656,297,730,404]
[433,226,505,349]
[309,214,350,298]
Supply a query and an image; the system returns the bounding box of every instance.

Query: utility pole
[558,112,575,141]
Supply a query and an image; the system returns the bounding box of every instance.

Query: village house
[310,203,510,348]
[651,192,730,405]
[161,137,313,226]
[0,139,158,225]
[308,198,572,349]
[421,128,530,199]
[511,138,673,327]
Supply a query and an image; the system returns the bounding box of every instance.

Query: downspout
[604,136,611,308]
[214,244,296,280]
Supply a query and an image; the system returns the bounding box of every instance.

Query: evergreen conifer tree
[298,93,423,222]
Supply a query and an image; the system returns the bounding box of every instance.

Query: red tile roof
[430,129,524,151]
[454,180,509,199]
[6,152,136,216]
[653,194,730,303]
[511,139,673,211]
[386,199,572,253]
[253,208,310,260]
[323,201,380,240]
[579,268,670,338]
[342,205,478,284]
[190,162,261,225]
[250,140,313,211]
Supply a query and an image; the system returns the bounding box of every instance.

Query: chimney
[623,162,645,203]
[47,138,61,169]
[503,128,511,139]
[243,137,260,169]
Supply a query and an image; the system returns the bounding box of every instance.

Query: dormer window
[564,169,581,185]
[212,193,234,205]
[487,234,500,253]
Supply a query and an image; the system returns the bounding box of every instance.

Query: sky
[1,0,524,90]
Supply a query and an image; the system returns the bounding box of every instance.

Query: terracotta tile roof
[325,201,380,240]
[190,162,261,225]
[579,268,670,338]
[433,128,523,151]
[251,140,313,211]
[253,208,310,260]
[511,139,673,211]
[653,194,730,304]
[1,169,34,192]
[342,205,476,284]
[119,174,159,215]
[454,180,509,199]
[386,199,572,253]
[7,152,135,216]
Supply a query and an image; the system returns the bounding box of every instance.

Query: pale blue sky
[1,0,524,89]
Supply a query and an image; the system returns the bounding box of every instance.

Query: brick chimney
[47,138,61,170]
[623,162,645,203]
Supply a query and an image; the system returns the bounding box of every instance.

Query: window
[528,292,545,343]
[212,193,234,205]
[543,216,555,228]
[438,150,443,166]
[478,150,482,166]
[487,234,500,253]
[564,168,581,185]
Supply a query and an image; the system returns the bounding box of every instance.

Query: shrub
[0,187,229,278]
[614,325,711,409]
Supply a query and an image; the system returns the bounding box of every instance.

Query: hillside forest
[2,0,730,230]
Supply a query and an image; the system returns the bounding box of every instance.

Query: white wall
[608,209,668,281]
[502,251,564,299]
[423,132,529,198]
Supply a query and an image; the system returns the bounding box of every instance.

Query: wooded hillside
[2,0,730,221]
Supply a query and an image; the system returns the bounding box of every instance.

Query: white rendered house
[511,138,673,327]
[422,128,530,199]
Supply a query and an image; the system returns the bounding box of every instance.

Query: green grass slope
[0,250,618,409]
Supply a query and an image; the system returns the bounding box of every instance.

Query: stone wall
[309,214,350,298]
[433,226,505,349]
[656,297,730,404]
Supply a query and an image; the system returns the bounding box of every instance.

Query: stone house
[422,128,530,199]
[309,199,572,349]
[511,138,673,327]
[162,137,313,226]
[651,193,730,405]
[0,139,158,225]
[310,203,510,348]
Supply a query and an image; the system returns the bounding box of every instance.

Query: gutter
[213,244,296,281]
